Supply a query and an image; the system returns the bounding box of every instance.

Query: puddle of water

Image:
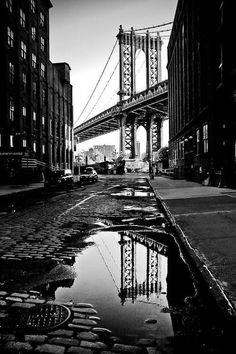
[111,189,154,198]
[123,205,158,213]
[54,231,174,344]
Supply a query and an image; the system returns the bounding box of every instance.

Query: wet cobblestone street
[0,176,232,353]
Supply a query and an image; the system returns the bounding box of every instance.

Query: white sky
[49,0,177,153]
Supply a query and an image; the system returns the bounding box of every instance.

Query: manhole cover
[23,304,71,331]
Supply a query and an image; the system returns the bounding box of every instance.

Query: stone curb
[149,180,236,326]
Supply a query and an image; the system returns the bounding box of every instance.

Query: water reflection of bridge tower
[118,231,167,305]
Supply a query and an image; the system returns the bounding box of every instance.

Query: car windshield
[83,169,92,174]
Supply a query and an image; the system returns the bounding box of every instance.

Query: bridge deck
[74,80,168,142]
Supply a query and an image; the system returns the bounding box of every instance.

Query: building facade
[48,62,73,171]
[93,145,116,162]
[0,0,73,184]
[168,0,236,186]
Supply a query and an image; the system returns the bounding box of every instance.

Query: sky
[49,0,178,153]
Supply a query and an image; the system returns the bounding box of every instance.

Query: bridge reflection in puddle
[55,230,174,344]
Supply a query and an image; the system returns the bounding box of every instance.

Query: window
[40,36,45,51]
[22,106,27,117]
[32,81,37,98]
[49,119,52,135]
[10,135,14,148]
[6,0,13,12]
[203,124,208,153]
[9,98,14,121]
[219,1,224,26]
[41,88,46,104]
[31,26,36,40]
[33,141,36,152]
[33,111,36,121]
[218,45,223,82]
[40,12,45,27]
[30,0,35,13]
[40,63,45,77]
[235,140,236,162]
[32,53,37,68]
[20,41,27,59]
[20,9,26,28]
[22,72,27,91]
[42,115,45,127]
[23,139,27,148]
[42,144,45,154]
[196,129,200,154]
[9,62,14,84]
[7,27,14,47]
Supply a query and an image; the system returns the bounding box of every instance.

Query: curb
[149,181,236,327]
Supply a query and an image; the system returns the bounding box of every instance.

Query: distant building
[168,0,236,186]
[136,141,140,159]
[93,145,116,161]
[0,0,73,183]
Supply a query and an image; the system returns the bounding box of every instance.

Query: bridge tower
[116,26,163,159]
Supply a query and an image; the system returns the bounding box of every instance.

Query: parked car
[163,168,174,176]
[57,169,74,186]
[80,167,98,184]
[45,169,73,188]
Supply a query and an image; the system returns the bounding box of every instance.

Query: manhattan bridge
[74,24,170,161]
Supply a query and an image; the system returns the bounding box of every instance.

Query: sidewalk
[0,183,45,211]
[149,176,236,323]
[0,182,44,197]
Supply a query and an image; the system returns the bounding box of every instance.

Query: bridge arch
[135,49,147,93]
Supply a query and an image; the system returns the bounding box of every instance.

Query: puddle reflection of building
[118,231,168,305]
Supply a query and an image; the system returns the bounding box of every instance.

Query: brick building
[168,0,236,186]
[0,0,73,183]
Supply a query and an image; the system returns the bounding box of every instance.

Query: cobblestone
[73,312,86,319]
[35,343,66,353]
[11,292,29,298]
[24,335,48,344]
[5,296,23,302]
[80,340,108,350]
[67,347,93,354]
[48,337,80,346]
[68,324,92,331]
[48,329,74,337]
[76,331,99,341]
[11,302,35,309]
[0,334,16,341]
[3,340,33,352]
[71,307,98,314]
[112,343,144,353]
[72,318,97,326]
[93,327,112,334]
[25,298,46,304]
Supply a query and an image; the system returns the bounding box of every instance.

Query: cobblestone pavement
[0,175,167,353]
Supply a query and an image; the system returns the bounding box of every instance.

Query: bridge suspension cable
[102,50,145,109]
[129,21,173,32]
[83,61,119,121]
[75,39,118,127]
